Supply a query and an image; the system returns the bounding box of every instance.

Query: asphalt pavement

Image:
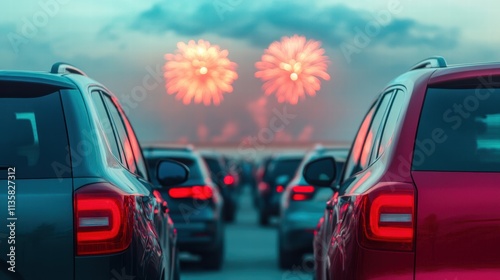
[181,186,314,280]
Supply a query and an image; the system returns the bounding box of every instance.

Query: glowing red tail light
[361,184,415,251]
[168,186,213,200]
[258,182,269,192]
[75,183,134,256]
[223,175,235,185]
[276,185,284,193]
[291,185,314,201]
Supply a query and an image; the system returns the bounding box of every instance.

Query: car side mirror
[303,157,337,187]
[157,160,189,187]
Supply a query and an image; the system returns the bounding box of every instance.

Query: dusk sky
[3,0,500,145]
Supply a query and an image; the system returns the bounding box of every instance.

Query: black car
[253,155,272,208]
[143,145,225,270]
[0,63,183,280]
[278,146,348,268]
[200,151,239,222]
[257,153,304,225]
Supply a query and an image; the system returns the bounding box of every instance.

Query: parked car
[0,63,184,280]
[200,151,239,222]
[278,146,348,269]
[143,145,225,270]
[257,153,304,225]
[311,57,500,279]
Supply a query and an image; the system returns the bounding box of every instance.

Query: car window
[90,91,124,165]
[373,90,405,159]
[341,104,376,182]
[203,157,224,178]
[267,158,302,181]
[0,84,70,179]
[414,87,500,172]
[361,92,393,168]
[119,104,149,180]
[101,92,138,175]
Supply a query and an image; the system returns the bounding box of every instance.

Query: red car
[309,57,500,280]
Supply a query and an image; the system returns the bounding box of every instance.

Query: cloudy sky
[2,0,500,145]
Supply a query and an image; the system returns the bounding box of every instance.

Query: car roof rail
[409,56,447,71]
[50,62,87,76]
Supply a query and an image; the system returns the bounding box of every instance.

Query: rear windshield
[203,157,224,176]
[0,83,70,179]
[414,87,500,172]
[147,156,203,180]
[267,158,302,179]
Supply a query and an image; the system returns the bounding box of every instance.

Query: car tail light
[168,186,213,200]
[258,182,269,192]
[291,185,314,201]
[223,175,235,185]
[360,184,415,251]
[75,183,134,256]
[276,185,284,193]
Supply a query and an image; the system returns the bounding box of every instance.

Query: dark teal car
[0,63,186,280]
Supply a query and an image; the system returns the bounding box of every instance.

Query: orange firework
[255,35,330,104]
[164,40,238,105]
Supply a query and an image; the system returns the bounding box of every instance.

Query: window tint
[375,90,405,158]
[203,157,224,177]
[342,104,376,182]
[101,93,138,174]
[362,92,392,168]
[0,86,70,179]
[120,107,149,179]
[202,156,227,187]
[267,158,302,180]
[91,92,123,164]
[414,87,500,172]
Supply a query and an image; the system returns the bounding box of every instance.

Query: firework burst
[255,35,330,104]
[164,40,238,105]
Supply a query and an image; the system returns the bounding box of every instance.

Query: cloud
[297,125,314,142]
[247,96,268,130]
[274,130,293,143]
[212,121,239,143]
[127,0,458,49]
[197,124,209,142]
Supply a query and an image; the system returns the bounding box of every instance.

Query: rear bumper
[75,243,164,280]
[261,194,281,216]
[281,228,315,253]
[175,221,222,253]
[280,214,318,252]
[327,242,414,280]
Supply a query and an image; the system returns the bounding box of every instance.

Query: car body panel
[0,179,74,280]
[413,172,500,278]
